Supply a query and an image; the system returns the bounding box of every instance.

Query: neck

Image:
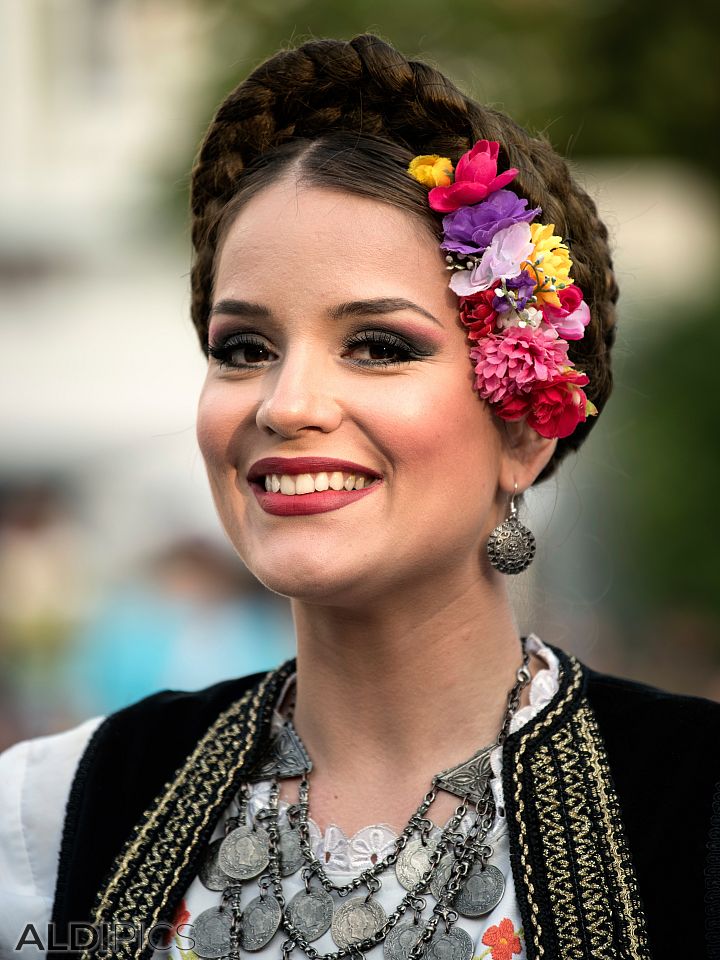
[288,571,532,832]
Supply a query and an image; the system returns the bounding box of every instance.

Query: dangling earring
[486,483,536,574]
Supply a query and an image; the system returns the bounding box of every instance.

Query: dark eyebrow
[328,298,441,326]
[209,299,272,319]
[209,297,441,326]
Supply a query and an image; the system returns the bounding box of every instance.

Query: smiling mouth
[256,471,380,495]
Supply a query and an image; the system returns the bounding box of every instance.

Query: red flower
[429,141,518,213]
[492,367,595,439]
[482,917,522,960]
[494,392,532,423]
[525,368,592,439]
[459,290,498,339]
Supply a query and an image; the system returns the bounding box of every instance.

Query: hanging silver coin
[278,823,304,876]
[454,863,505,917]
[199,838,234,892]
[332,897,387,949]
[218,825,270,880]
[286,888,334,942]
[429,854,455,903]
[384,920,425,960]
[424,926,473,960]
[241,893,283,951]
[395,837,438,891]
[191,905,233,959]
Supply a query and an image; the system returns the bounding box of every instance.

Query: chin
[227,530,368,602]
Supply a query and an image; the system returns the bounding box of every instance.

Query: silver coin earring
[486,483,536,574]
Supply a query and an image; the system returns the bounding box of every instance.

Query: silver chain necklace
[191,639,531,960]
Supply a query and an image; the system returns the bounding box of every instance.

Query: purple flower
[441,190,541,255]
[492,270,536,314]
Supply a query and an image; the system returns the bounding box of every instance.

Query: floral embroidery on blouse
[478,917,523,959]
[167,898,198,959]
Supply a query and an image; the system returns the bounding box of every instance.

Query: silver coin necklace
[192,638,531,960]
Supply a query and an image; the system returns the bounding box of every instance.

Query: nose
[255,342,343,438]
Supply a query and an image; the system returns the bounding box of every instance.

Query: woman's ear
[498,419,557,494]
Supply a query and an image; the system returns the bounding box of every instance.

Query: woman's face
[197,177,518,604]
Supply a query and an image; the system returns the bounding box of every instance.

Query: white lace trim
[243,633,559,874]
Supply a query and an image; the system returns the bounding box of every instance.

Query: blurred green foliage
[190,0,720,176]
[609,305,720,620]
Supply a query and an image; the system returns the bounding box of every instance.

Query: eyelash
[207,330,423,371]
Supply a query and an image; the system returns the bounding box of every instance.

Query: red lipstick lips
[246,457,383,516]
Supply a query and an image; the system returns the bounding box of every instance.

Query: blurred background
[1,0,719,749]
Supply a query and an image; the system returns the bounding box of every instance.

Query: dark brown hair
[190,34,617,482]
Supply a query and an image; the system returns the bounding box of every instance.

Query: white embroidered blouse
[0,634,559,960]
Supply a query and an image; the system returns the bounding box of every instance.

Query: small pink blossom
[469,325,570,404]
[449,222,533,297]
[541,285,591,340]
[429,140,518,213]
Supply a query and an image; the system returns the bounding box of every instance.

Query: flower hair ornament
[408,140,597,441]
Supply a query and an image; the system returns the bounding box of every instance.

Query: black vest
[48,645,720,959]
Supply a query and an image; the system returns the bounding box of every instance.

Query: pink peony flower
[429,140,518,213]
[469,325,570,404]
[541,285,591,340]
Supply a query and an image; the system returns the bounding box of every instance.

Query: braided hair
[190,34,617,482]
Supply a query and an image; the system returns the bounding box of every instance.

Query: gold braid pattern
[510,655,651,958]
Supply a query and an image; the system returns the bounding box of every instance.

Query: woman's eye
[344,332,416,367]
[208,335,276,370]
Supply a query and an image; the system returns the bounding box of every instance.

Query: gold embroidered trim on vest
[510,655,650,959]
[82,664,289,960]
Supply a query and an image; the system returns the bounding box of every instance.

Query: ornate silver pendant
[286,888,334,942]
[331,897,387,948]
[246,721,312,782]
[241,893,283,951]
[435,747,493,805]
[395,836,438,891]
[425,926,473,960]
[486,514,536,575]
[217,825,270,880]
[454,863,505,917]
[191,905,233,959]
[199,837,233,891]
[384,920,425,960]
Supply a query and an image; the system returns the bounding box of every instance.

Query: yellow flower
[408,154,454,188]
[523,223,573,307]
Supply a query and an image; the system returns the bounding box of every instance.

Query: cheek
[366,368,502,499]
[195,380,243,477]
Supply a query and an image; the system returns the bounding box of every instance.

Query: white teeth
[294,473,315,495]
[260,471,378,495]
[279,475,296,495]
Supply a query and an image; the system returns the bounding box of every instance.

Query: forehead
[213,178,447,302]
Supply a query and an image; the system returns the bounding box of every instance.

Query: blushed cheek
[195,386,232,476]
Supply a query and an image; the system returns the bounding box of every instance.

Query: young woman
[1,34,719,960]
